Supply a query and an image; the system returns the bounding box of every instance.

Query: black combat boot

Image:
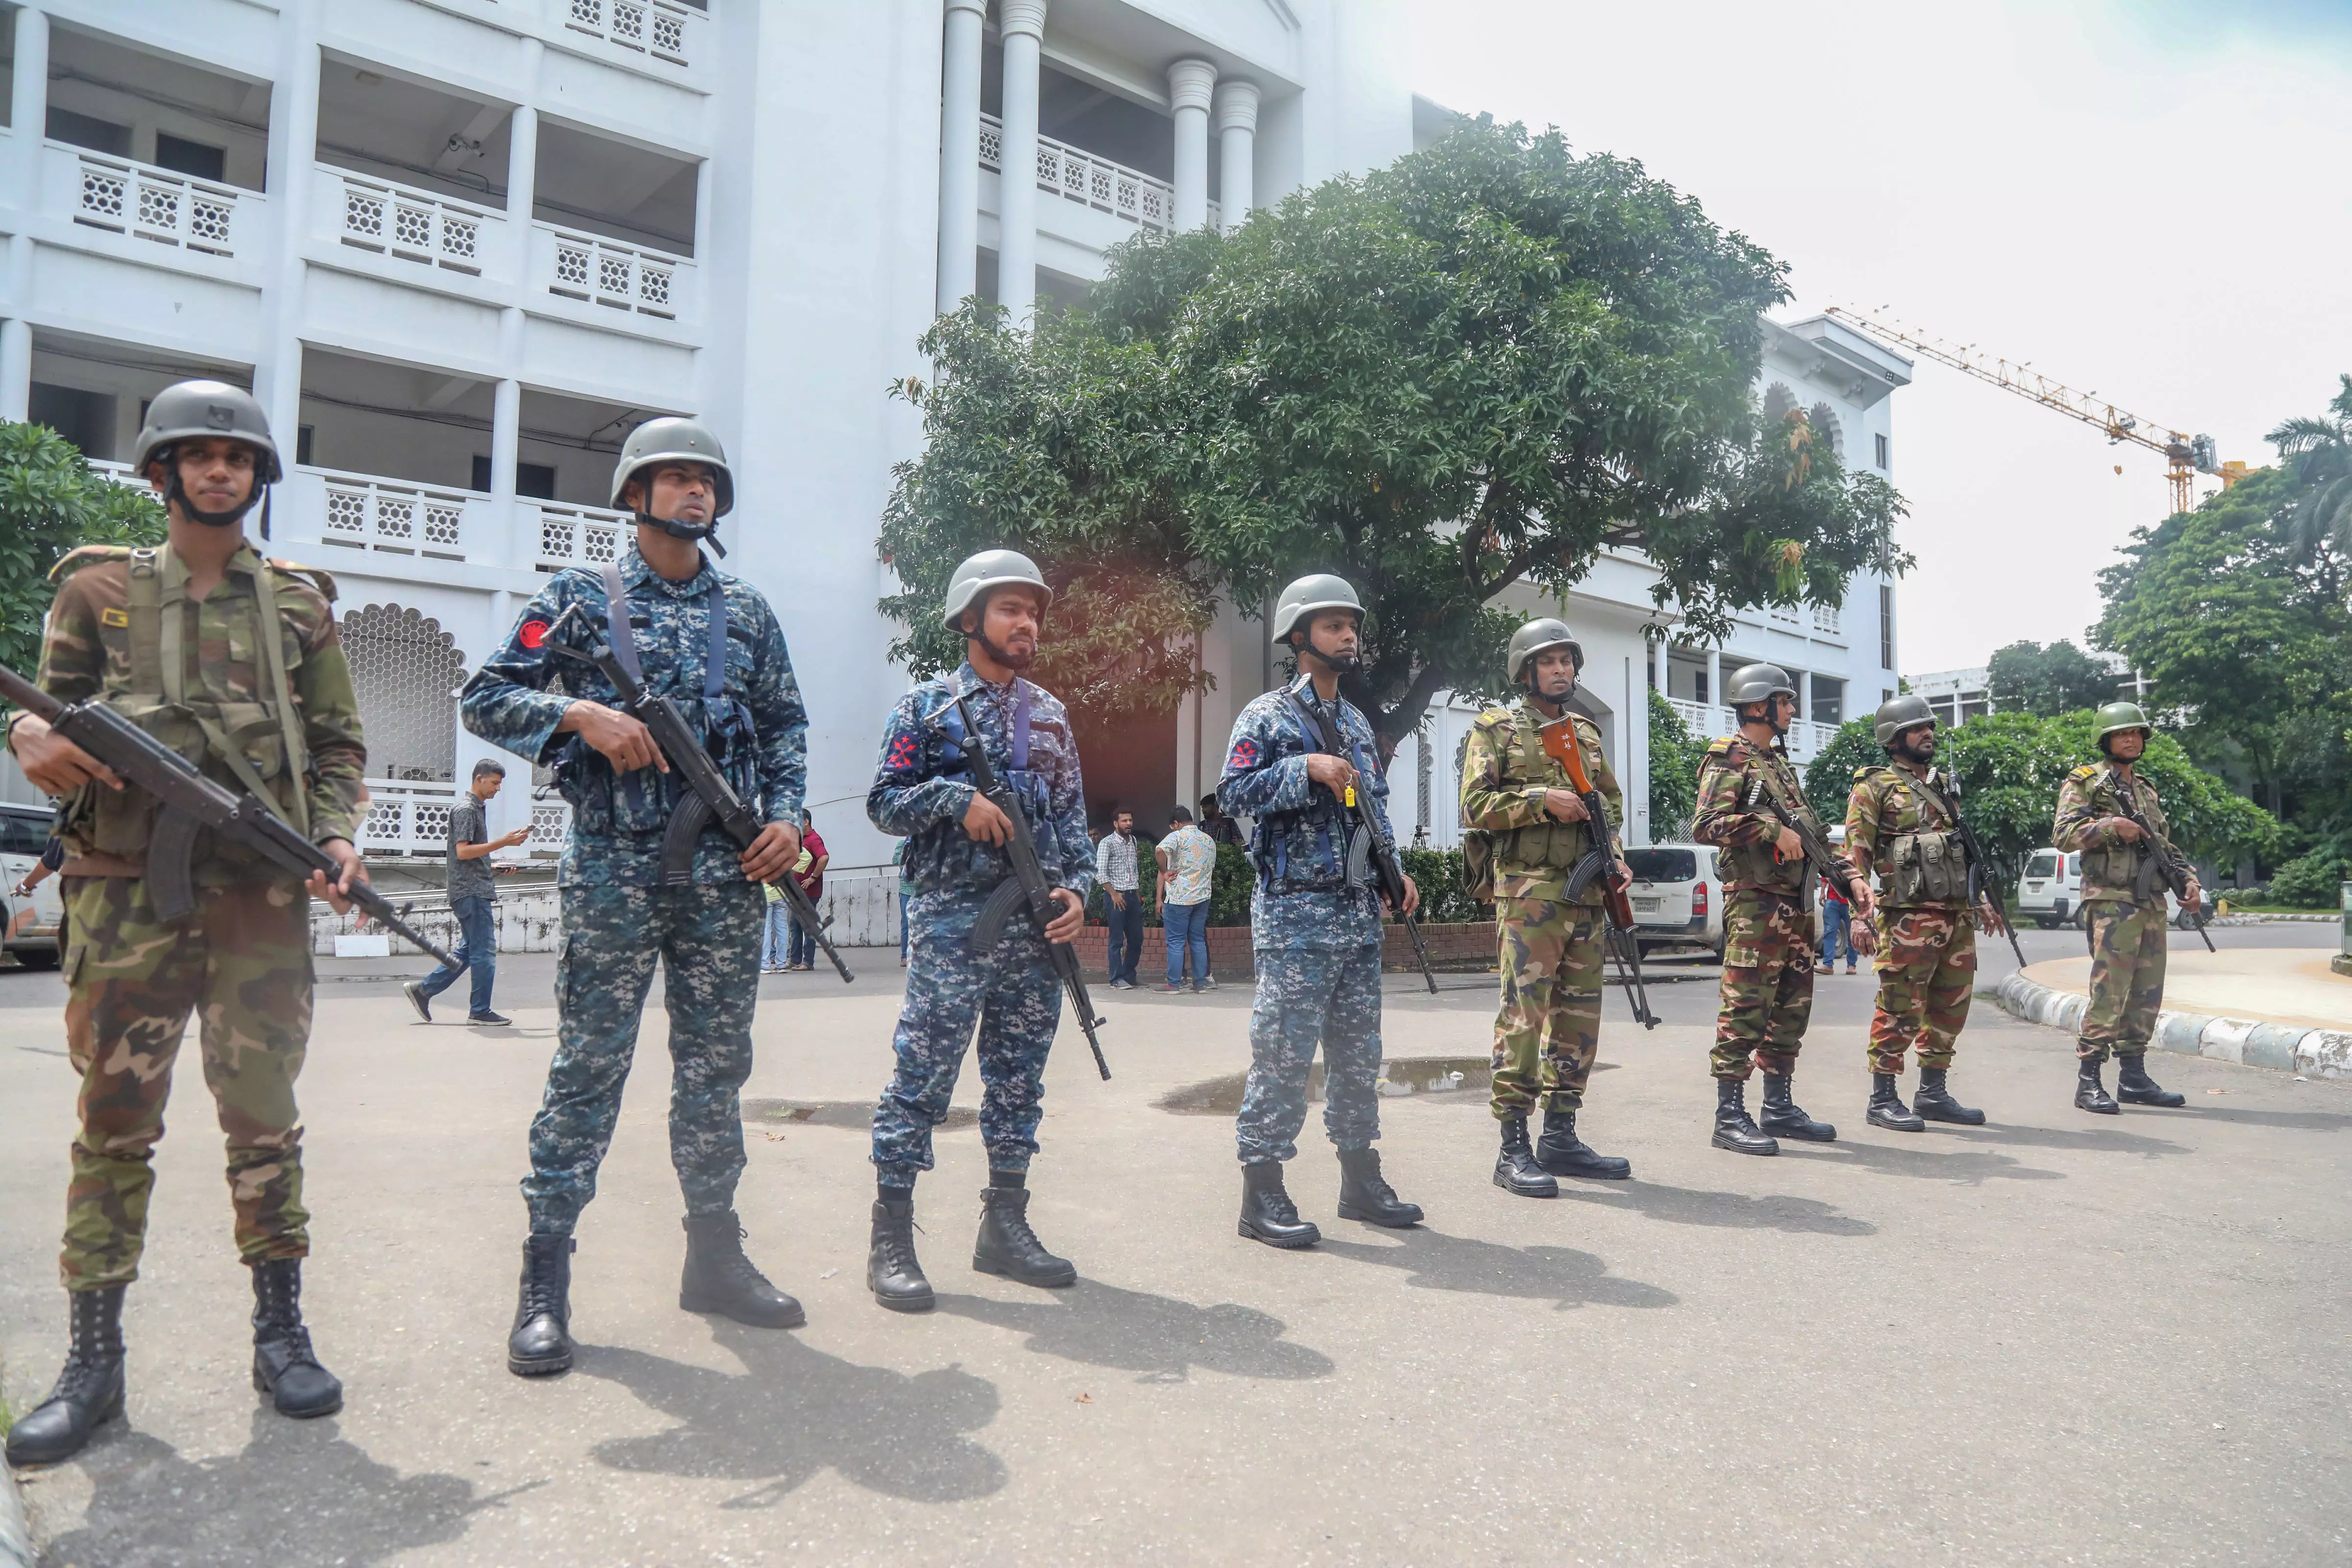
[973,1185,1078,1287]
[508,1234,576,1376]
[1238,1160,1321,1248]
[1534,1107,1632,1180]
[868,1194,935,1312]
[1336,1146,1422,1227]
[1492,1114,1559,1198]
[1865,1073,1926,1133]
[2115,1054,2186,1108]
[681,1211,805,1328]
[2075,1056,2120,1115]
[1759,1073,1837,1142]
[3,1286,127,1465]
[250,1258,343,1418]
[1912,1066,1986,1125]
[1711,1078,1779,1156]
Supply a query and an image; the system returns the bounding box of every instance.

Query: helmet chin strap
[634,508,726,557]
[163,463,264,531]
[1298,635,1361,677]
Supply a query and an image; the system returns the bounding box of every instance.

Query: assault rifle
[540,605,853,982]
[1538,716,1657,1029]
[0,660,456,966]
[1737,745,1875,955]
[927,690,1110,1079]
[1915,769,2027,968]
[1282,688,1436,992]
[2104,773,2215,954]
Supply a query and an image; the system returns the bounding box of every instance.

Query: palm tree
[2266,373,2352,578]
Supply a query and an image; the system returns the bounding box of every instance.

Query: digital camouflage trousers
[1490,894,1605,1116]
[1710,890,1815,1080]
[1236,942,1384,1165]
[2079,899,2168,1061]
[1867,907,1977,1074]
[58,873,314,1291]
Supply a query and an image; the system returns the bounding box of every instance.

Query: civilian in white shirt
[1095,809,1143,988]
[1156,806,1218,992]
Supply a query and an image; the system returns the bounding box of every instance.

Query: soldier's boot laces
[1758,1073,1837,1142]
[1912,1066,1986,1125]
[1534,1107,1632,1180]
[1866,1073,1927,1133]
[1336,1146,1422,1228]
[249,1258,343,1419]
[1237,1160,1321,1248]
[2075,1057,2121,1116]
[681,1210,806,1328]
[508,1234,576,1377]
[868,1196,935,1312]
[2115,1054,2186,1108]
[3,1286,127,1466]
[1710,1078,1780,1157]
[973,1186,1078,1287]
[1492,1114,1559,1198]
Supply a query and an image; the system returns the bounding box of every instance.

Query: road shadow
[1553,1179,1878,1236]
[36,1407,516,1568]
[2186,1108,2352,1133]
[579,1319,1005,1506]
[1317,1227,1676,1311]
[933,1280,1334,1384]
[1778,1137,2062,1185]
[1937,1120,2189,1157]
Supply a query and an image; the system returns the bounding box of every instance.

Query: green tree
[882,118,1909,752]
[0,422,167,677]
[1985,638,2113,717]
[1646,686,1703,838]
[2265,372,2352,587]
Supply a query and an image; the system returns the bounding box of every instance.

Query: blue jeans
[1104,893,1143,984]
[761,902,792,969]
[788,910,817,968]
[1819,901,1854,968]
[418,894,498,1017]
[1164,898,1210,986]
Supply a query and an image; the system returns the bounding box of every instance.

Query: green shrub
[2268,850,2350,908]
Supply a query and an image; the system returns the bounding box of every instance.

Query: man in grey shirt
[407,759,528,1024]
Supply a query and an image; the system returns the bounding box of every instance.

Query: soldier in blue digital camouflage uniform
[1220,574,1423,1249]
[863,550,1094,1313]
[460,417,809,1376]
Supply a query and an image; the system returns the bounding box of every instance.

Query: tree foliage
[882,118,1909,751]
[2265,372,2352,581]
[0,423,167,677]
[1646,686,1703,837]
[1985,638,2112,717]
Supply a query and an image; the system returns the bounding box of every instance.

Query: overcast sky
[1408,0,2352,675]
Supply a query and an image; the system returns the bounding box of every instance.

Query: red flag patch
[519,619,549,650]
[1228,737,1259,770]
[885,734,919,772]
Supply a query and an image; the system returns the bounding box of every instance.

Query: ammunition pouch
[1885,828,1967,905]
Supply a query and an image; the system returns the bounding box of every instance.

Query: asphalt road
[2,920,2346,1567]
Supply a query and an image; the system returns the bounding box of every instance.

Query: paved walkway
[2023,945,2352,1030]
[3,934,2348,1566]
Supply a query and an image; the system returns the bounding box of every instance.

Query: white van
[1624,844,1724,960]
[2017,849,2082,927]
[0,802,65,969]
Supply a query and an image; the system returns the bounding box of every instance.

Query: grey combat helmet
[133,379,281,529]
[611,416,735,541]
[1507,617,1584,684]
[941,549,1053,631]
[1873,693,1936,748]
[1723,662,1796,707]
[1269,574,1364,644]
[2095,700,2153,745]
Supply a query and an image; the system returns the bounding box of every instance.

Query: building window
[296,425,315,467]
[471,457,557,498]
[154,133,227,182]
[1808,402,1844,459]
[1874,432,1889,470]
[1878,585,1895,671]
[342,604,466,782]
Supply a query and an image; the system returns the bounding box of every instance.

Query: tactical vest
[929,676,1054,823]
[1248,682,1370,893]
[1704,743,1816,895]
[1856,765,1966,906]
[2075,765,2154,895]
[1471,707,1596,877]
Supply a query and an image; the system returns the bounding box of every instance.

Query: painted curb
[1993,973,2352,1080]
[0,1456,31,1568]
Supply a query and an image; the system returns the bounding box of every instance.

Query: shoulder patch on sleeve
[1703,736,1745,761]
[268,559,338,603]
[1472,707,1513,731]
[2067,764,2099,781]
[48,544,132,585]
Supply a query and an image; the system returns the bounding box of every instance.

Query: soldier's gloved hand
[1542,788,1590,823]
[561,700,667,774]
[741,820,799,883]
[1305,753,1358,796]
[961,791,1014,845]
[1043,887,1085,943]
[306,837,367,916]
[8,714,123,796]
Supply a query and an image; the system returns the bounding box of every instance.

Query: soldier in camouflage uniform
[1845,695,1997,1132]
[2052,701,2195,1114]
[863,551,1094,1313]
[1461,617,1633,1199]
[3,383,367,1465]
[1220,575,1422,1249]
[1690,663,1876,1156]
[462,418,810,1376]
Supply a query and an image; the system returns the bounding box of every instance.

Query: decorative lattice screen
[341,603,464,781]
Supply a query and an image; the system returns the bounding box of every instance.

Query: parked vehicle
[2017,849,2083,928]
[0,802,65,969]
[1624,843,1723,960]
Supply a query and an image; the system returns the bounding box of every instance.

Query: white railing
[563,0,698,67]
[325,168,496,276]
[538,225,683,320]
[312,469,476,559]
[1666,697,1735,740]
[532,500,631,572]
[527,792,571,854]
[980,112,1205,234]
[1767,603,1802,628]
[358,779,458,857]
[86,458,149,492]
[1813,602,1842,635]
[65,145,248,258]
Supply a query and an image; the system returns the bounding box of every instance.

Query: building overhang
[1766,315,1912,409]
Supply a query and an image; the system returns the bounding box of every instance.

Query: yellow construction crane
[1825,307,2236,516]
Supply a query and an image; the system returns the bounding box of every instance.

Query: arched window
[341,603,465,782]
[1808,401,1845,460]
[1762,382,1799,428]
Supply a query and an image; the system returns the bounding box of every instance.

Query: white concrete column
[1649,638,1666,694]
[996,0,1048,325]
[1213,78,1258,232]
[255,2,322,451]
[11,5,48,200]
[507,103,539,255]
[1168,58,1216,233]
[1797,668,1813,725]
[1706,648,1722,726]
[936,0,984,313]
[0,314,29,422]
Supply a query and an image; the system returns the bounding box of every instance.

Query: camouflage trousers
[1710,890,1815,1080]
[1867,908,1977,1074]
[2080,900,2168,1061]
[1236,943,1384,1165]
[873,888,1060,1186]
[1490,894,1604,1116]
[524,881,763,1235]
[58,874,314,1291]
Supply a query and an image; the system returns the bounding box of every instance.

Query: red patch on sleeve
[885,735,919,772]
[518,619,549,650]
[1228,738,1259,770]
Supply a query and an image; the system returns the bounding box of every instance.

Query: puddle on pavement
[742,1098,980,1132]
[1156,1055,1498,1116]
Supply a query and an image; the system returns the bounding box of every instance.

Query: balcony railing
[307,468,479,560]
[86,458,149,491]
[357,779,457,857]
[562,0,699,68]
[1813,602,1842,635]
[532,499,631,572]
[62,144,250,258]
[980,112,1212,235]
[324,168,499,277]
[536,225,685,321]
[527,791,572,855]
[1665,697,1733,741]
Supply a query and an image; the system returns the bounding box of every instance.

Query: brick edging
[1991,972,2352,1079]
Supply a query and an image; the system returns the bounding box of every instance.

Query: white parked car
[0,802,65,970]
[1624,843,1723,960]
[2017,849,2083,928]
